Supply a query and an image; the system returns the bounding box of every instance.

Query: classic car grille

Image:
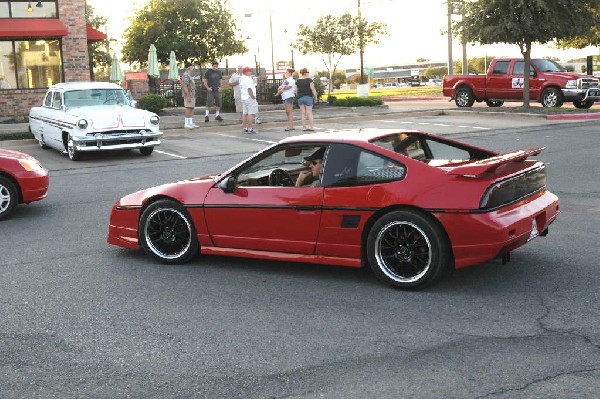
[578,78,599,89]
[83,137,157,147]
[86,130,149,136]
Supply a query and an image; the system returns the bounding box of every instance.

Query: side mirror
[217,175,236,193]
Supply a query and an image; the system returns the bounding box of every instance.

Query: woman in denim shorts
[295,68,318,131]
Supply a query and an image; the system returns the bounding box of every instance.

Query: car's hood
[118,176,217,207]
[68,105,155,130]
[0,149,35,161]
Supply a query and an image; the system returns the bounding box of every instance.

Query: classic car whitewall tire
[67,135,81,161]
[0,175,18,220]
[367,210,451,289]
[139,199,199,264]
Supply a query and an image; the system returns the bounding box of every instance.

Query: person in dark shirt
[203,61,224,122]
[295,68,318,131]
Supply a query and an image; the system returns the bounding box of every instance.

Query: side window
[513,61,535,76]
[426,140,471,161]
[52,91,62,109]
[43,91,53,107]
[322,143,406,187]
[492,61,509,75]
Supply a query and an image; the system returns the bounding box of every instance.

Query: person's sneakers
[254,116,262,124]
[243,128,248,133]
[190,122,199,128]
[204,116,209,122]
[215,115,223,122]
[247,128,257,134]
[184,124,194,129]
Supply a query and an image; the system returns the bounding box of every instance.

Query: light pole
[358,0,365,84]
[447,0,453,75]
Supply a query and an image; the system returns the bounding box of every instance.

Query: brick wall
[0,0,91,118]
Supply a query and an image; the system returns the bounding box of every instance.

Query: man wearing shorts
[239,67,258,134]
[182,62,197,129]
[203,61,223,122]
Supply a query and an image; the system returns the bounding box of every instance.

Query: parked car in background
[108,129,559,289]
[29,82,163,161]
[428,79,443,86]
[0,149,49,220]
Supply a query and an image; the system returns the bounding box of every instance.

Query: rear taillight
[480,165,547,209]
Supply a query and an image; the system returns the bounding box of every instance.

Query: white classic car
[29,82,162,161]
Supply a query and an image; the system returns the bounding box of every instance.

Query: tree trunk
[521,41,532,108]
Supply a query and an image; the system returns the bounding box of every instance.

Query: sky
[88,0,599,72]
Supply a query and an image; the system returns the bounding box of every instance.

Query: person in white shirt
[228,65,243,127]
[277,68,296,131]
[239,67,258,134]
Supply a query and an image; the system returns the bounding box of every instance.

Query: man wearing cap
[203,61,224,122]
[239,67,258,134]
[182,62,197,129]
[296,147,324,187]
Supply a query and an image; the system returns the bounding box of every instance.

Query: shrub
[312,78,325,100]
[137,94,167,113]
[330,96,383,107]
[221,88,235,112]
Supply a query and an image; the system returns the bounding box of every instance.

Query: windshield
[532,59,566,73]
[63,89,130,108]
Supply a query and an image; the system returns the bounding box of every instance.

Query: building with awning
[0,0,106,117]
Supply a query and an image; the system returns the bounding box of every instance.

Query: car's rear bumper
[436,189,560,268]
[73,131,162,152]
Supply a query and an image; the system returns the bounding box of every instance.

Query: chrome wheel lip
[0,184,11,213]
[374,221,432,283]
[143,207,192,260]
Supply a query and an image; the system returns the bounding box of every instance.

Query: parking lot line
[154,149,188,159]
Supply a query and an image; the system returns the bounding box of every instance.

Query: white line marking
[154,150,187,159]
[433,123,450,126]
[472,126,491,130]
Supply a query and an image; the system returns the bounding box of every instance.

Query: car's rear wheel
[67,136,81,161]
[367,210,451,289]
[139,147,154,156]
[0,175,18,220]
[455,87,475,107]
[485,99,504,107]
[573,99,594,109]
[139,199,198,264]
[541,87,564,107]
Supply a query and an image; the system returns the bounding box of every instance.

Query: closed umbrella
[168,51,179,81]
[109,54,123,83]
[147,44,159,78]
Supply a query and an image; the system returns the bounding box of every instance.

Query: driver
[296,147,324,187]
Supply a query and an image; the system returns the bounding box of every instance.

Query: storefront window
[0,42,17,89]
[0,2,10,18]
[13,40,63,89]
[9,1,58,18]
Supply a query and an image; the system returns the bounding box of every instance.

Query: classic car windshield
[63,89,129,108]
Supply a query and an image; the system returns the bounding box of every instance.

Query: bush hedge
[137,94,168,114]
[328,96,384,107]
[221,88,235,112]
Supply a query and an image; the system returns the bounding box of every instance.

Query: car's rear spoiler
[446,147,545,177]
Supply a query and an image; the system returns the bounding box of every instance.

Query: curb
[546,112,600,120]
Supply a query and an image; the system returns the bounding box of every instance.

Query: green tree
[295,13,386,95]
[317,70,347,89]
[122,0,245,68]
[86,3,111,81]
[422,66,448,79]
[457,0,600,106]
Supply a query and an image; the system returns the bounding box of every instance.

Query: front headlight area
[565,80,577,89]
[150,115,160,125]
[77,119,89,129]
[19,159,45,172]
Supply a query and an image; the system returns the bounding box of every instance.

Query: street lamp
[447,0,468,75]
[283,29,295,69]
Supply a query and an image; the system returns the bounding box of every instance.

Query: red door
[203,185,323,254]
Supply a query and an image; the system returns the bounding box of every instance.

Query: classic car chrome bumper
[72,130,163,152]
[561,87,600,102]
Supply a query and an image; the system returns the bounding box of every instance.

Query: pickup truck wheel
[485,100,504,107]
[573,100,594,109]
[455,87,475,107]
[541,87,564,107]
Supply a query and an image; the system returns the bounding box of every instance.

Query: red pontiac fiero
[107,130,559,289]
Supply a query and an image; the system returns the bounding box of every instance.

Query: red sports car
[108,130,559,289]
[0,149,49,220]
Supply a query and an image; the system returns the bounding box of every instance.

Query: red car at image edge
[0,149,49,220]
[107,129,560,289]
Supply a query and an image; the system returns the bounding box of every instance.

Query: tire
[454,87,475,107]
[485,99,504,107]
[573,100,594,109]
[67,136,81,161]
[366,210,451,289]
[139,199,198,264]
[541,87,564,107]
[139,147,154,156]
[0,175,18,220]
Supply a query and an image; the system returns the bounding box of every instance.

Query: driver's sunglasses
[310,160,320,166]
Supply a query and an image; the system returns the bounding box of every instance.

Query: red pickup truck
[443,58,600,109]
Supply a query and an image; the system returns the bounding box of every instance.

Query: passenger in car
[296,147,324,187]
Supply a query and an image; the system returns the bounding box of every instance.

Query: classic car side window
[43,92,53,107]
[52,91,62,109]
[492,61,510,75]
[322,143,406,187]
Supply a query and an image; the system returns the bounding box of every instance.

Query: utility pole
[358,0,365,84]
[447,0,453,76]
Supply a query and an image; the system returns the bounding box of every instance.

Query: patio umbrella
[168,51,179,81]
[109,54,123,83]
[147,44,159,78]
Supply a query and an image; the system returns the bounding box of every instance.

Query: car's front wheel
[485,99,504,107]
[0,175,18,220]
[541,87,564,107]
[573,99,594,109]
[366,210,451,289]
[139,199,198,263]
[139,147,154,156]
[67,136,81,161]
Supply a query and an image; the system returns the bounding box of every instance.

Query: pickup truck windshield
[532,59,566,73]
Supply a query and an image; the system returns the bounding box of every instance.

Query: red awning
[0,19,68,38]
[86,25,106,42]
